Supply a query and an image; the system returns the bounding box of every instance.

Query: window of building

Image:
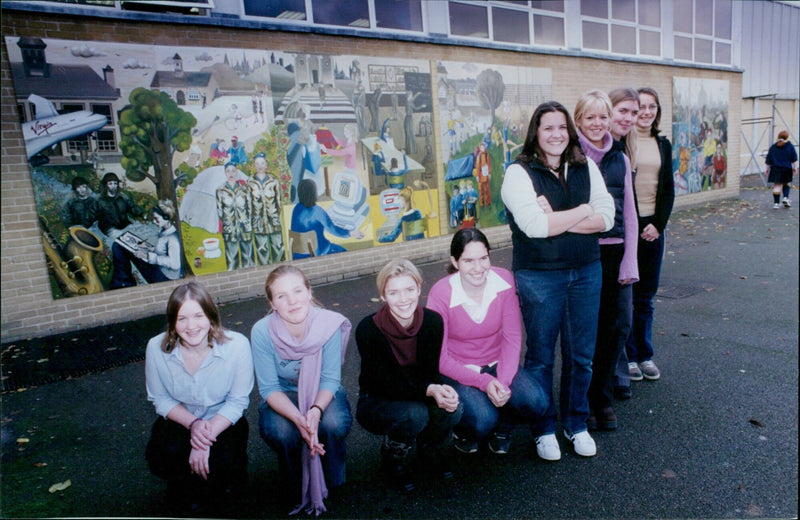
[95,130,117,152]
[243,0,306,20]
[90,103,113,126]
[375,0,423,31]
[186,89,201,101]
[448,1,564,47]
[449,2,489,39]
[492,6,531,44]
[17,103,27,124]
[59,103,85,115]
[311,0,370,27]
[672,0,732,65]
[580,0,662,56]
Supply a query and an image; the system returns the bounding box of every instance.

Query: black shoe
[487,432,511,455]
[381,439,414,492]
[419,444,454,480]
[614,385,632,400]
[596,406,618,430]
[587,414,598,431]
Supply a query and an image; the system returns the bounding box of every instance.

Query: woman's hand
[640,223,660,242]
[189,419,216,451]
[189,447,211,480]
[428,384,460,412]
[293,411,326,457]
[536,195,553,214]
[486,379,511,408]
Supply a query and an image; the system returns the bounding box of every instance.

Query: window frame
[579,0,663,57]
[672,0,732,65]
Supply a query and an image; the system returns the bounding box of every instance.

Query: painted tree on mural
[118,87,197,203]
[476,69,505,126]
[118,87,197,273]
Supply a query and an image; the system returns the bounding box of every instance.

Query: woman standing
[427,228,547,455]
[145,282,253,515]
[574,90,638,430]
[356,259,461,492]
[501,101,614,460]
[625,87,675,383]
[251,265,352,516]
[765,130,798,209]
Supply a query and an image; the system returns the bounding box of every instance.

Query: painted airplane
[23,93,107,163]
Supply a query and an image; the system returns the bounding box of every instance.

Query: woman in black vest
[500,101,614,460]
[574,90,639,431]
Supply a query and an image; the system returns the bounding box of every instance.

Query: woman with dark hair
[574,90,638,430]
[766,130,798,209]
[356,258,461,492]
[625,87,675,383]
[290,179,363,258]
[251,265,352,516]
[145,281,253,515]
[427,228,547,456]
[109,200,183,289]
[500,101,614,460]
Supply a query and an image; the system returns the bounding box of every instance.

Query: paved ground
[1,184,797,519]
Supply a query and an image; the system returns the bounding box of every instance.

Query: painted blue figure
[449,185,464,228]
[286,122,305,203]
[290,179,364,259]
[380,118,395,149]
[377,186,425,243]
[371,142,388,184]
[228,135,248,165]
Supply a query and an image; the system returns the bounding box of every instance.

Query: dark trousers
[145,416,248,501]
[356,393,462,449]
[589,244,633,412]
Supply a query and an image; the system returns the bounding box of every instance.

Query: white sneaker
[783,197,791,208]
[535,434,561,461]
[564,430,596,457]
[773,202,780,209]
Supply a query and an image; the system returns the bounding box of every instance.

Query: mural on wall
[671,77,729,195]
[436,61,552,230]
[6,36,440,299]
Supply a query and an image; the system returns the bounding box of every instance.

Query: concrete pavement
[1,185,797,519]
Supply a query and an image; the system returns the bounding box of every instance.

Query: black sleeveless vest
[598,140,627,240]
[507,160,600,271]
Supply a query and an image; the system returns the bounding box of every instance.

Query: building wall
[0,11,742,342]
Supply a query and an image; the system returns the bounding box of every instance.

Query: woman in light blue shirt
[145,281,253,516]
[251,265,352,516]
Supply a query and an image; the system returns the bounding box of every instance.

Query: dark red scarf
[372,304,423,367]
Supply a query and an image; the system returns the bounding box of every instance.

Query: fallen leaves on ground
[661,469,677,478]
[48,480,71,493]
[745,502,763,516]
[748,418,764,427]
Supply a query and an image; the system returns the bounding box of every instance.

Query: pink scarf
[268,307,351,516]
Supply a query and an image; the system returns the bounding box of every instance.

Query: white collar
[448,269,510,309]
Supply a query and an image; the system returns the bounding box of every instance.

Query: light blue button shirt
[145,330,254,424]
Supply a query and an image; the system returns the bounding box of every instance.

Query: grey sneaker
[639,360,661,380]
[628,361,643,381]
[783,197,791,208]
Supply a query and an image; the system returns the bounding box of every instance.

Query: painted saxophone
[40,216,104,296]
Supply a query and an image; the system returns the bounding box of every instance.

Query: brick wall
[0,11,742,341]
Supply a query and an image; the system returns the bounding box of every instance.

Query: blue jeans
[588,244,633,411]
[515,260,602,436]
[258,388,352,488]
[356,394,462,448]
[626,225,666,363]
[443,366,547,441]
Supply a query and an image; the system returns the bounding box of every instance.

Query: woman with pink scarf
[252,265,352,516]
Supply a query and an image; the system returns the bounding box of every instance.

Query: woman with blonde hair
[574,90,638,429]
[251,265,352,515]
[356,258,461,491]
[765,130,798,208]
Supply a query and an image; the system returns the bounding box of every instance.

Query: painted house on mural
[149,53,217,107]
[12,37,120,162]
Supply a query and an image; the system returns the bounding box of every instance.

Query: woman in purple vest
[501,101,614,460]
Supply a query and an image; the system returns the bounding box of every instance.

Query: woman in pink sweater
[427,228,547,455]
